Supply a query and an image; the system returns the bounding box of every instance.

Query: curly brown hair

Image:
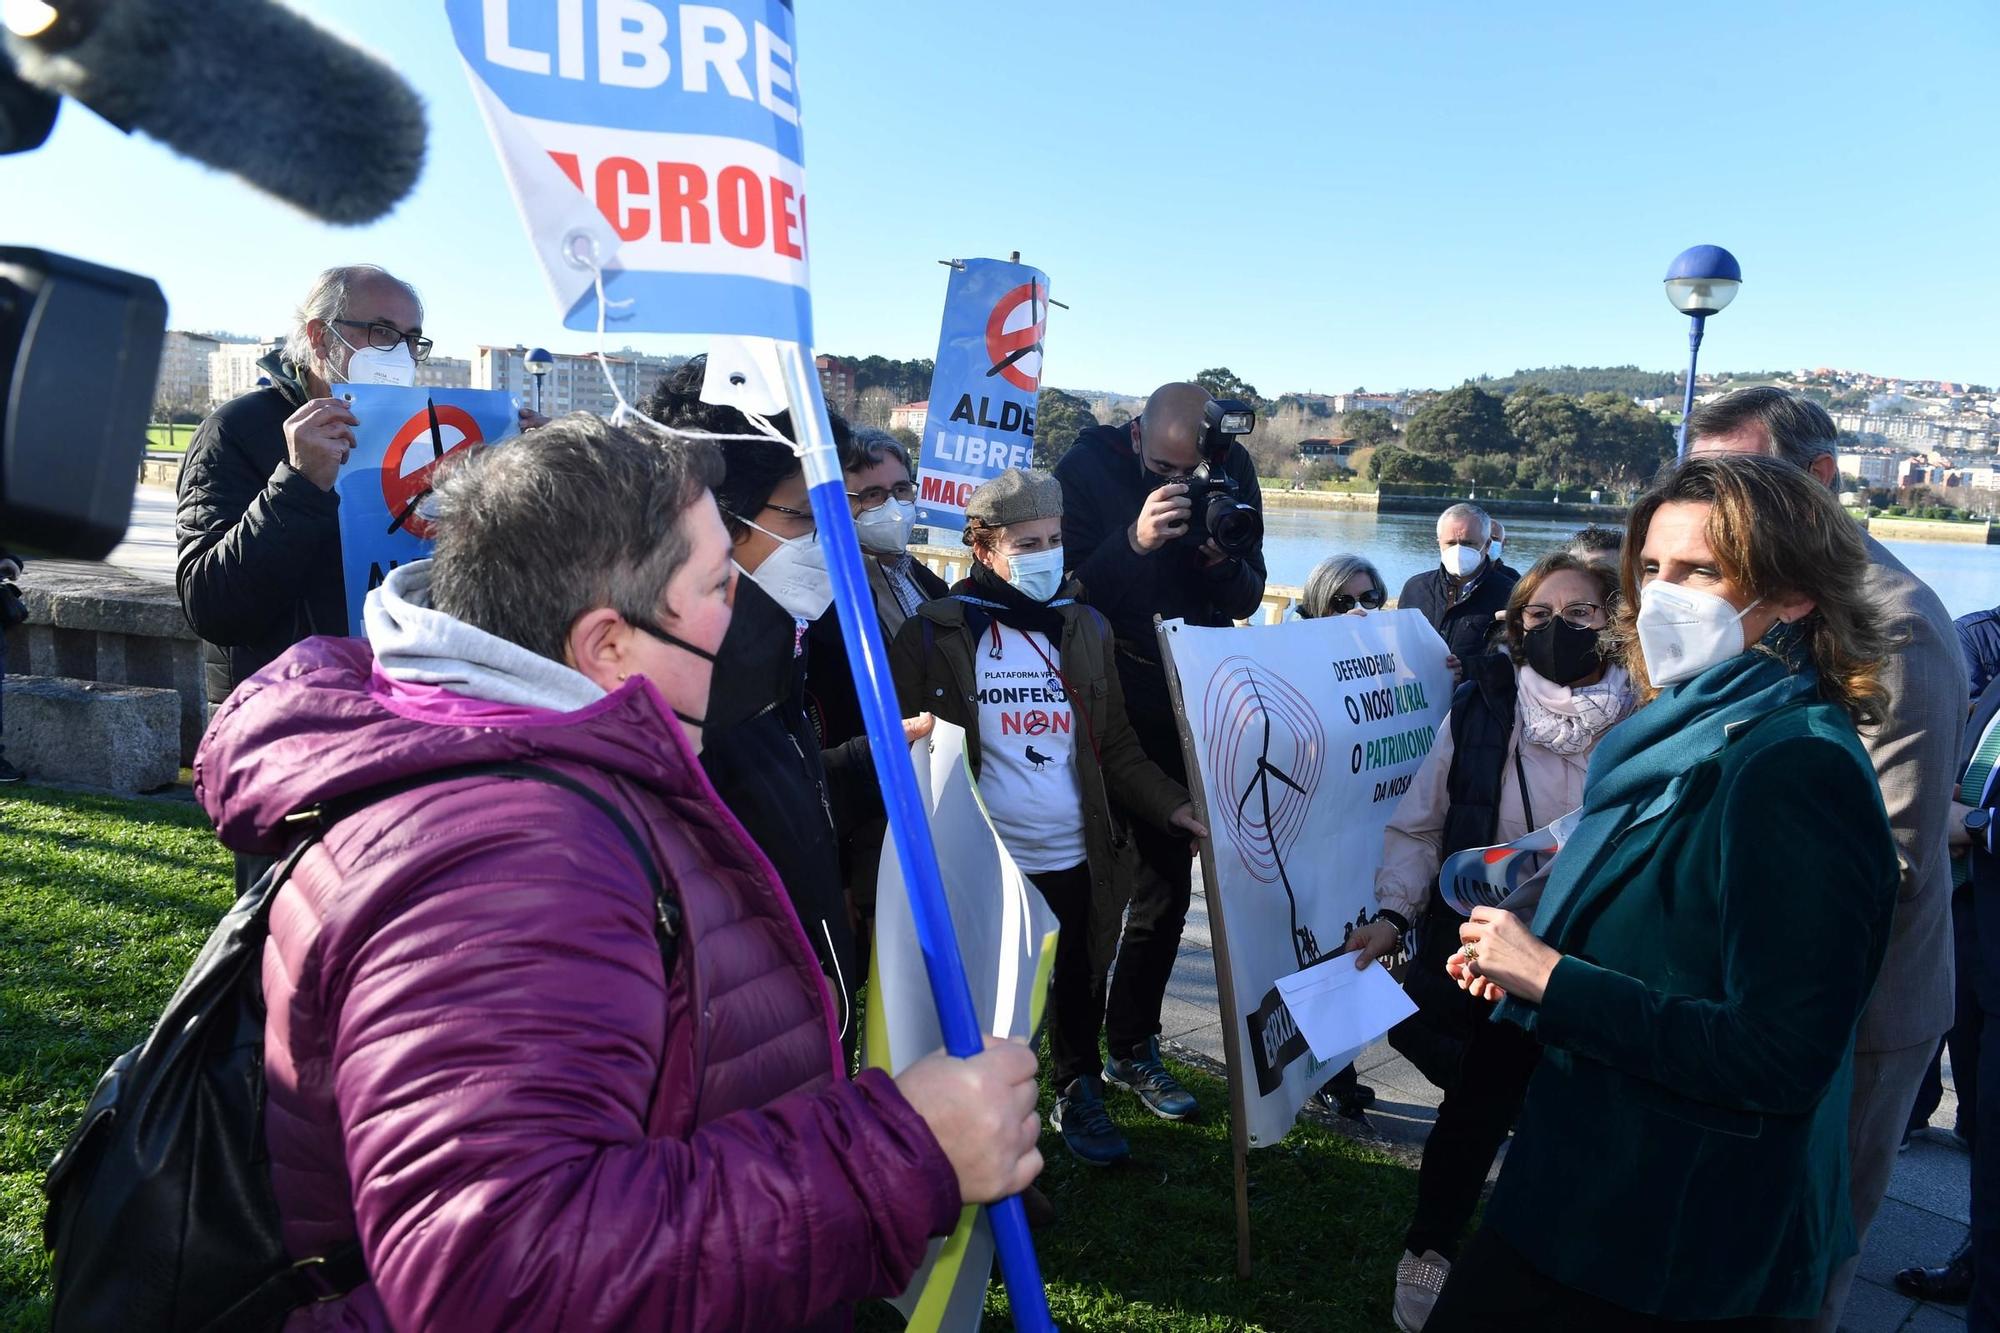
[1609,453,1893,726]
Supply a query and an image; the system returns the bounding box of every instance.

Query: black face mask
[628,616,717,728]
[1521,617,1604,686]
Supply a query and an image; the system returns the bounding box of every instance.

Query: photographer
[1053,382,1266,1121]
[0,546,20,784]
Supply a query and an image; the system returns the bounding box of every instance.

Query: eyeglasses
[333,318,434,362]
[1520,601,1606,631]
[845,481,916,511]
[1326,588,1387,614]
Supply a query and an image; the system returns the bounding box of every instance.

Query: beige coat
[1372,709,1593,925]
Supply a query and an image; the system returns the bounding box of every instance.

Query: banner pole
[1155,617,1255,1279]
[773,340,1056,1331]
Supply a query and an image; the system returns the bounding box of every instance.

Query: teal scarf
[1496,627,1818,1030]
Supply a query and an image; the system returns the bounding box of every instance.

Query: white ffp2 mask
[1441,544,1485,579]
[331,329,418,387]
[854,499,916,555]
[739,517,833,622]
[1636,580,1763,687]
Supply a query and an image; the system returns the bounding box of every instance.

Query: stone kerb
[3,560,207,764]
[1,675,181,793]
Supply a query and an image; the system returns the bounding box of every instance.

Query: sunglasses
[1326,588,1387,614]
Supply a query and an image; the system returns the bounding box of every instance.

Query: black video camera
[1179,398,1261,558]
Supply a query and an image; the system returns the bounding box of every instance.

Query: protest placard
[333,386,519,635]
[1159,609,1452,1148]
[913,259,1051,530]
[446,0,811,342]
[865,720,1057,1332]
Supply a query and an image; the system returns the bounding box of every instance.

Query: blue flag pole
[772,342,1056,1331]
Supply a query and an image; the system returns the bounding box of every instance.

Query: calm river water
[1261,507,1998,619]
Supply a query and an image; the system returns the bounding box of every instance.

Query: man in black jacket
[177,265,540,891]
[1053,382,1266,1122]
[1395,503,1518,662]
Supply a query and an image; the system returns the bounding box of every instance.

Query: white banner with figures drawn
[864,720,1059,1332]
[1159,610,1453,1148]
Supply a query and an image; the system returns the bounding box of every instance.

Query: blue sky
[6,1,1996,395]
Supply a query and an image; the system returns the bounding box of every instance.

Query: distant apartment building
[1837,451,1897,486]
[475,345,681,416]
[415,356,473,390]
[815,355,857,414]
[1835,410,1996,454]
[1331,391,1404,416]
[154,331,226,416]
[889,401,929,436]
[209,339,284,406]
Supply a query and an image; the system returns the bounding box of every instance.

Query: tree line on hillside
[1375,384,1674,492]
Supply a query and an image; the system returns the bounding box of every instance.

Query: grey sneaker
[1050,1075,1129,1166]
[0,757,22,784]
[1104,1038,1198,1121]
[1394,1249,1450,1332]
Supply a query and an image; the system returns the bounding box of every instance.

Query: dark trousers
[233,851,276,900]
[1909,884,1981,1138]
[1028,862,1104,1087]
[1103,818,1194,1058]
[1103,671,1195,1059]
[1405,1012,1541,1261]
[1970,864,2000,1330]
[1429,1227,1806,1332]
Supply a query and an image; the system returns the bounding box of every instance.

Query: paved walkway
[1163,880,1972,1331]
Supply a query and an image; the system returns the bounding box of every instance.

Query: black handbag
[42,761,676,1332]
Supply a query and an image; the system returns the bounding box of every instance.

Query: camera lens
[1207,496,1262,557]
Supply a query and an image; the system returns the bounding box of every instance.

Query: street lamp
[524,346,554,416]
[1664,245,1741,457]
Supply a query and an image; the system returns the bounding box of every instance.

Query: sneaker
[0,757,21,784]
[1393,1249,1451,1332]
[1050,1076,1129,1166]
[1104,1039,1199,1121]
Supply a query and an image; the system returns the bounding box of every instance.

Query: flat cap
[964,467,1063,532]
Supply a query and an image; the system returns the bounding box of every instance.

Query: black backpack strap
[214,761,678,1324]
[198,1244,366,1332]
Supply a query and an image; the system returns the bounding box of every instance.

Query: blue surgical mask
[1005,547,1066,603]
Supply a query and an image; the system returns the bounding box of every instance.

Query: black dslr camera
[1178,398,1262,558]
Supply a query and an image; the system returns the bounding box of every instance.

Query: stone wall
[3,560,206,764]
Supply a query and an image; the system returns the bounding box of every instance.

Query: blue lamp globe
[524,346,554,377]
[1663,245,1742,317]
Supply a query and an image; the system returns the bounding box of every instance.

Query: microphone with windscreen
[3,0,427,224]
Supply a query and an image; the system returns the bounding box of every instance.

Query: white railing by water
[909,544,1303,626]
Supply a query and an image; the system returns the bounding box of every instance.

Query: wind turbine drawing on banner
[985,278,1044,383]
[386,397,446,536]
[1210,662,1325,970]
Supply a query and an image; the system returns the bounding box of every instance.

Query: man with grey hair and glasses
[176,264,543,892]
[1689,386,1968,1332]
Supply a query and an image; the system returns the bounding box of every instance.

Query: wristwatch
[1969,807,1994,839]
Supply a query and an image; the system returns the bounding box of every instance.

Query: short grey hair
[1437,502,1492,544]
[283,264,421,371]
[844,425,914,479]
[1686,387,1839,471]
[428,414,724,662]
[1300,554,1385,618]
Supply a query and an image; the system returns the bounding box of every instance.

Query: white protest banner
[446,1,811,342]
[913,259,1051,530]
[864,719,1058,1331]
[1159,609,1452,1147]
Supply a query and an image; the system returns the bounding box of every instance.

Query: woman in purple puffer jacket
[194,415,1043,1332]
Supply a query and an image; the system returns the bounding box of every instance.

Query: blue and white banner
[335,386,521,635]
[913,259,1051,530]
[447,0,812,344]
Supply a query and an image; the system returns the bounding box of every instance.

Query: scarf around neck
[1496,626,1818,1031]
[955,561,1071,643]
[1516,662,1637,756]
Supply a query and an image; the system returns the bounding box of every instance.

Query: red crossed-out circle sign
[984,279,1048,394]
[382,403,484,541]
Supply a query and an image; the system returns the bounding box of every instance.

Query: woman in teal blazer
[1427,454,1901,1331]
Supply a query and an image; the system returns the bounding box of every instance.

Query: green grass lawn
[0,783,1417,1331]
[146,424,193,452]
[0,785,232,1332]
